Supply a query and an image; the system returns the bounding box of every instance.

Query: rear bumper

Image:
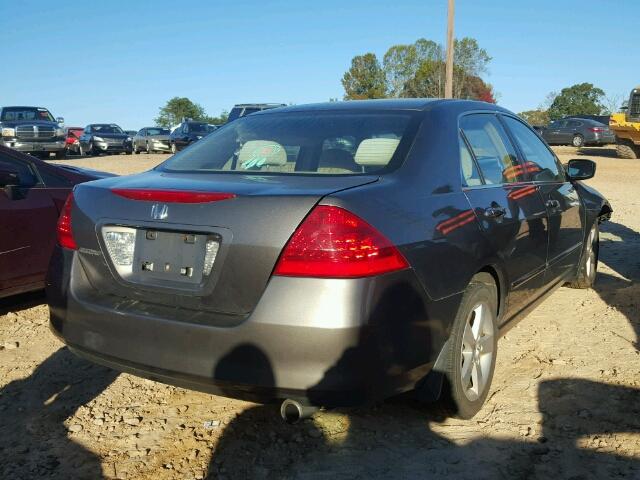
[46,247,458,406]
[589,133,615,145]
[3,139,65,153]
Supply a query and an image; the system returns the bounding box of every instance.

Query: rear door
[0,154,60,293]
[544,121,562,144]
[460,113,549,322]
[501,115,584,285]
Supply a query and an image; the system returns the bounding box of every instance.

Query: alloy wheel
[460,302,495,401]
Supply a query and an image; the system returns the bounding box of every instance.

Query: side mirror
[57,117,65,126]
[0,167,20,188]
[566,159,596,181]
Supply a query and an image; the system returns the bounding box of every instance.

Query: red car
[0,145,113,298]
[64,127,84,156]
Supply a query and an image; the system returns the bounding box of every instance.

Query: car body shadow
[596,220,639,351]
[0,290,46,316]
[0,347,118,479]
[576,147,618,158]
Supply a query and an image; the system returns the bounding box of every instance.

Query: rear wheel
[572,134,584,148]
[567,223,599,289]
[616,140,639,159]
[438,272,498,419]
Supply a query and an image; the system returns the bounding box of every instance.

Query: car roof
[250,99,507,115]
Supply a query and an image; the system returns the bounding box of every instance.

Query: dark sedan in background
[169,121,215,153]
[78,124,132,156]
[48,100,611,421]
[132,127,171,154]
[541,118,615,147]
[0,145,113,298]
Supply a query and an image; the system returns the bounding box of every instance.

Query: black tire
[616,141,639,159]
[88,142,99,157]
[55,150,66,160]
[567,223,599,289]
[438,272,499,419]
[572,134,584,148]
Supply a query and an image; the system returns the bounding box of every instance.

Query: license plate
[102,226,219,287]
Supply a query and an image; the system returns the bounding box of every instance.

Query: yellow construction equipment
[610,85,640,158]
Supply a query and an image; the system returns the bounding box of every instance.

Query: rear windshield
[160,112,416,175]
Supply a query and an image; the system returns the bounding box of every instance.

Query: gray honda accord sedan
[47,100,611,420]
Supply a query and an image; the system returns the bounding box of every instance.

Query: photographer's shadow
[0,347,118,479]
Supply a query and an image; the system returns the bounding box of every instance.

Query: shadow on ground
[577,147,618,158]
[0,290,46,316]
[0,347,118,479]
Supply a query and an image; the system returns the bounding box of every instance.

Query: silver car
[132,127,171,154]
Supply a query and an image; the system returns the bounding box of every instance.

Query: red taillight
[111,189,236,203]
[589,127,606,132]
[273,205,409,278]
[57,193,77,250]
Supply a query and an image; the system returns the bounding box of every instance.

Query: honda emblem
[151,203,169,220]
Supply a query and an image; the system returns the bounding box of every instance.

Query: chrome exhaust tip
[280,398,318,424]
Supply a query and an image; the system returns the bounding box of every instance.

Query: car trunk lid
[71,170,378,318]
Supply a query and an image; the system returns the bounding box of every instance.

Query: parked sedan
[78,124,132,156]
[132,127,171,154]
[47,100,611,421]
[168,121,214,153]
[0,145,113,298]
[541,118,615,147]
[64,127,84,156]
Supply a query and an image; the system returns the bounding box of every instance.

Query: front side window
[160,112,415,175]
[502,116,564,182]
[460,114,523,184]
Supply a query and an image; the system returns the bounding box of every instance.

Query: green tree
[204,110,229,125]
[155,97,207,127]
[341,53,387,100]
[452,38,492,99]
[547,83,606,120]
[518,109,550,126]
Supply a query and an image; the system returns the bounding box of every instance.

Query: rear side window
[160,112,415,176]
[460,114,523,184]
[502,116,564,182]
[459,134,481,186]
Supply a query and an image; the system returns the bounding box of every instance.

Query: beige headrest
[354,138,400,166]
[238,140,287,169]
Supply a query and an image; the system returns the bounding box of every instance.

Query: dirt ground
[1,146,638,479]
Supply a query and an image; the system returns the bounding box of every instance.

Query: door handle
[484,206,506,218]
[546,199,560,209]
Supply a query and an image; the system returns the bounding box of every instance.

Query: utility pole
[444,0,455,98]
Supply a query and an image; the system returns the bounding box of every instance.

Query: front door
[460,113,549,323]
[501,115,585,285]
[0,154,59,293]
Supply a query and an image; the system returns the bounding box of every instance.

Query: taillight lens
[111,189,236,203]
[273,205,409,278]
[589,127,606,132]
[57,192,78,250]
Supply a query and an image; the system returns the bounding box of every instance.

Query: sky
[1,0,638,129]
